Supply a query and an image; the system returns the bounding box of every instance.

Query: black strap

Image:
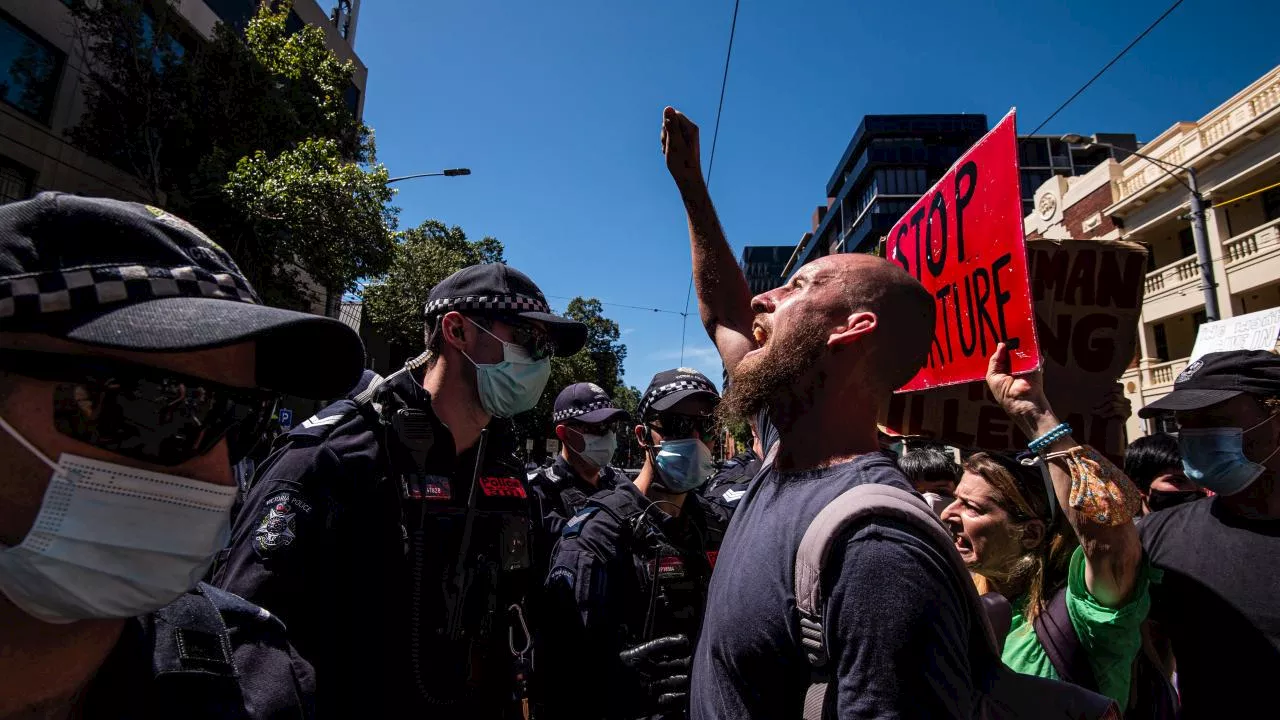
[1032,585,1100,693]
[151,587,238,678]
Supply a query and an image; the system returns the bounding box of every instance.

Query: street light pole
[386,168,472,184]
[1061,135,1219,322]
[1184,168,1221,322]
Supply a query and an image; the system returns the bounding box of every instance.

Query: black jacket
[213,359,532,719]
[82,583,315,719]
[539,482,723,719]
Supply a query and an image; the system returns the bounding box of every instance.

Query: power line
[544,294,687,317]
[1028,0,1185,135]
[680,0,741,367]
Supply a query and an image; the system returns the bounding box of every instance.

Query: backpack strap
[794,484,1000,667]
[794,483,1000,720]
[1032,586,1100,692]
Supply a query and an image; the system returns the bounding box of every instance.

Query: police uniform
[540,482,721,719]
[214,264,588,719]
[529,456,625,550]
[528,382,633,568]
[81,583,316,719]
[697,448,762,525]
[538,369,726,720]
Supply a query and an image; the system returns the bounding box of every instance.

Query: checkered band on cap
[638,379,712,420]
[0,264,259,320]
[424,293,549,320]
[553,399,615,423]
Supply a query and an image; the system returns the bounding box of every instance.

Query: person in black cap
[537,368,725,720]
[529,382,631,564]
[0,193,359,718]
[214,261,586,718]
[1136,349,1280,719]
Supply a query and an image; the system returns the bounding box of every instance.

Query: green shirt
[1000,546,1150,706]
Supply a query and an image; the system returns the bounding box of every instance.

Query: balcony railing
[1144,256,1201,295]
[1223,217,1280,265]
[1116,75,1280,201]
[1144,357,1191,389]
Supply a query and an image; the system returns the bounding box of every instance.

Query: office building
[0,0,366,203]
[781,113,1142,280]
[782,114,990,279]
[1017,133,1137,215]
[1109,65,1280,438]
[740,245,794,295]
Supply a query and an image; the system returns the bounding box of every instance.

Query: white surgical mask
[0,415,236,624]
[567,428,617,469]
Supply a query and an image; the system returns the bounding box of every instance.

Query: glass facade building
[787,114,989,278]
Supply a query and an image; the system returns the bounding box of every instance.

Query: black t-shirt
[1139,495,1280,719]
[689,412,977,719]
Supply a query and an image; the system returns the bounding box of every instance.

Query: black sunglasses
[0,350,278,466]
[485,315,557,361]
[648,413,716,440]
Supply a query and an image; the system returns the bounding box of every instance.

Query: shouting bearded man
[662,107,980,719]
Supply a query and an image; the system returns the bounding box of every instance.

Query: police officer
[529,382,630,547]
[539,368,724,719]
[214,263,587,718]
[0,194,349,718]
[698,416,764,524]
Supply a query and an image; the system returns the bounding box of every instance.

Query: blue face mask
[1179,413,1279,496]
[652,438,716,494]
[462,319,552,418]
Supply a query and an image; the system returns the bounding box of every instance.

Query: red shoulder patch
[479,476,527,499]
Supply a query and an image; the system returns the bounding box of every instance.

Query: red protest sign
[886,110,1039,392]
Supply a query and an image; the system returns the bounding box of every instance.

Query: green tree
[361,220,505,356]
[68,0,394,309]
[512,297,631,464]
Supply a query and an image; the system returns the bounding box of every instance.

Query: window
[1020,169,1053,197]
[139,10,187,73]
[285,10,306,35]
[1019,138,1051,168]
[1153,323,1169,361]
[1178,226,1195,259]
[343,83,361,117]
[204,0,258,31]
[0,156,34,203]
[1263,187,1280,223]
[0,11,64,123]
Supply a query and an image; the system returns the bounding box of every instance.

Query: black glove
[619,634,691,712]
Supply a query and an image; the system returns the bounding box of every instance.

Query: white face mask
[0,415,236,624]
[566,427,617,469]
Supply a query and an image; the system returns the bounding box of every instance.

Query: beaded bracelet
[1028,422,1072,454]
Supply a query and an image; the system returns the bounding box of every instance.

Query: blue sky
[354,0,1278,391]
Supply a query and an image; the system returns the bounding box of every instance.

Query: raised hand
[986,342,1056,437]
[662,107,703,188]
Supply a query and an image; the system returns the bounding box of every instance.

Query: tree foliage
[68,0,394,309]
[361,220,505,356]
[512,297,633,464]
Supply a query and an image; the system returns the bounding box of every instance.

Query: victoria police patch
[254,495,301,555]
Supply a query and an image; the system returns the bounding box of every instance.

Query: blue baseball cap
[552,382,629,425]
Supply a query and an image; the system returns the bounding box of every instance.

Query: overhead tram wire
[544,295,687,317]
[679,0,741,367]
[1027,0,1186,135]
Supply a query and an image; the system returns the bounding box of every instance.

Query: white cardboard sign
[1190,307,1280,362]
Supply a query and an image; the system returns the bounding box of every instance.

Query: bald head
[828,254,935,393]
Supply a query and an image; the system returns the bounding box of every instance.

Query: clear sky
[354,0,1279,391]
